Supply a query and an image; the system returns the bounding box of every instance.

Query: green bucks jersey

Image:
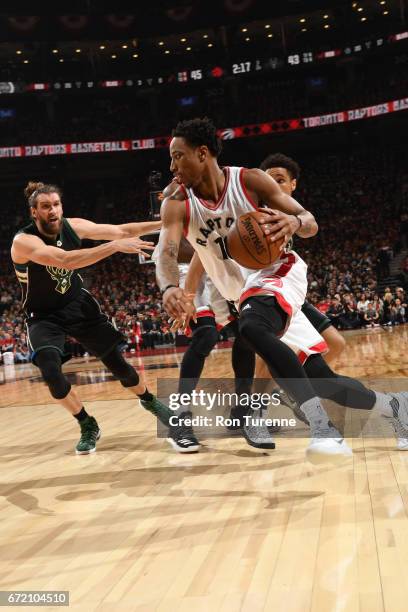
[14,218,83,315]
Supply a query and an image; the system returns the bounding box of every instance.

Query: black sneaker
[75,416,101,455]
[166,410,201,453]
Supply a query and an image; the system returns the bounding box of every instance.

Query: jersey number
[214,236,229,260]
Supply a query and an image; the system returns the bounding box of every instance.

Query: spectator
[382,292,395,326]
[357,293,370,325]
[341,294,360,329]
[364,303,380,328]
[392,299,406,325]
[14,342,30,363]
[326,298,345,329]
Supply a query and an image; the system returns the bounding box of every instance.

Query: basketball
[226,210,284,269]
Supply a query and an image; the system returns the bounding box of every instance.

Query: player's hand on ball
[163,287,196,320]
[258,208,299,248]
[114,237,155,256]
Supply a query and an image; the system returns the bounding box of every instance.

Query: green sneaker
[140,396,173,427]
[75,416,101,455]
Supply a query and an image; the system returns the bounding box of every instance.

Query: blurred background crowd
[1,144,407,363]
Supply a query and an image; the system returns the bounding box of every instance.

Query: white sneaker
[397,438,408,450]
[306,437,353,465]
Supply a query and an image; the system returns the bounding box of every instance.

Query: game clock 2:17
[232,62,252,74]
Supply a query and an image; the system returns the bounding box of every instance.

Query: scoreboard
[0,31,406,96]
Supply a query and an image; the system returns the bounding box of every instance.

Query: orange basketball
[226,210,284,270]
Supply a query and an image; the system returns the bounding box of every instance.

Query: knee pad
[102,347,140,388]
[36,349,71,400]
[190,324,219,358]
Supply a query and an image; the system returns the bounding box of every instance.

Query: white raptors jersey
[184,166,255,301]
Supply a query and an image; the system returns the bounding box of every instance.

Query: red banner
[1,98,407,160]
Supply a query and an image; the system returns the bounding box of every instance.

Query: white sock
[299,397,330,429]
[374,392,394,417]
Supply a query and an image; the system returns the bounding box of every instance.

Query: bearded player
[11,181,175,455]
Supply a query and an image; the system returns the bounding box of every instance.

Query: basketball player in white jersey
[157,181,273,452]
[156,117,408,460]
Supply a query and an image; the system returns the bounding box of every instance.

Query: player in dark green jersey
[11,181,175,455]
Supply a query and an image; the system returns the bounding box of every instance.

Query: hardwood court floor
[0,325,408,611]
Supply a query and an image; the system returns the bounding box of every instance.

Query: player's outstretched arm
[156,197,193,319]
[243,168,318,243]
[68,218,161,241]
[11,233,154,270]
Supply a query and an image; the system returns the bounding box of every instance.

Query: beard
[37,217,62,236]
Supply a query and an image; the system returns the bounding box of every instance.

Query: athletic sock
[138,389,154,402]
[299,397,331,431]
[73,407,89,422]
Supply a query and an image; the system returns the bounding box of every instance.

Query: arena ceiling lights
[0,0,402,71]
[1,26,405,95]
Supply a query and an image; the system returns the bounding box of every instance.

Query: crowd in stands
[90,258,175,352]
[0,275,29,364]
[1,145,407,363]
[293,149,407,327]
[311,286,407,330]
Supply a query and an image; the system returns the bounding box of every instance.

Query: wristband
[295,215,302,232]
[161,284,178,295]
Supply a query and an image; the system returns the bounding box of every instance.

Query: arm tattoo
[156,239,180,290]
[167,239,178,258]
[295,213,317,238]
[296,218,313,237]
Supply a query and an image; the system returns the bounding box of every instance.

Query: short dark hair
[172,117,222,157]
[24,181,62,208]
[260,153,300,180]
